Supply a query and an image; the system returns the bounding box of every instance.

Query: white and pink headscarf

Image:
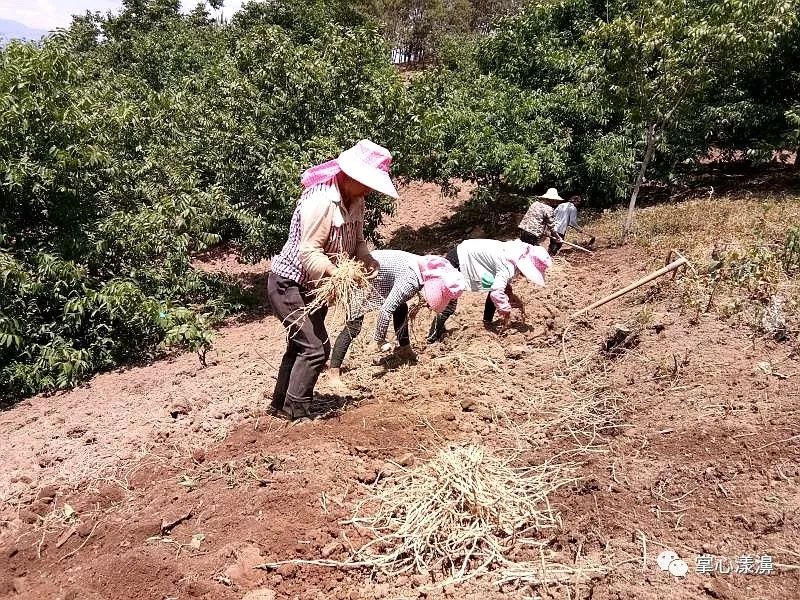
[300,140,399,199]
[417,255,467,313]
[504,240,552,286]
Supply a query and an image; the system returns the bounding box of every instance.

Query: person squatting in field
[549,194,594,255]
[517,187,564,253]
[427,239,552,342]
[267,140,399,422]
[327,250,466,391]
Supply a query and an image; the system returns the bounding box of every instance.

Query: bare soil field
[1,181,799,600]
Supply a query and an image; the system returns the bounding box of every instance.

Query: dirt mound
[2,184,799,600]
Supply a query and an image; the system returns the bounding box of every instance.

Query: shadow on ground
[385,188,530,255]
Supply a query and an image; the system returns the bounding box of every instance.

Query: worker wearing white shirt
[550,195,594,255]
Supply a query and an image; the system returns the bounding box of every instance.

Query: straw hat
[539,187,564,202]
[337,140,399,199]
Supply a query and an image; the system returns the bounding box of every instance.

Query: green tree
[587,0,800,236]
[365,0,522,63]
[408,0,800,211]
[0,0,405,402]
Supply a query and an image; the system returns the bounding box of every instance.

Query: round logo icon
[657,550,679,571]
[668,559,689,577]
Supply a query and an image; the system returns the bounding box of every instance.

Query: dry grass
[257,444,580,586]
[497,358,629,458]
[498,552,610,586]
[430,346,505,377]
[342,444,575,583]
[591,194,800,259]
[209,452,284,488]
[296,255,375,327]
[590,195,800,339]
[517,384,626,455]
[342,445,573,580]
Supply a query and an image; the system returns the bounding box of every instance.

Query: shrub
[0,0,404,402]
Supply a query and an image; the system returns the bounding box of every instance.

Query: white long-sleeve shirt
[455,239,515,314]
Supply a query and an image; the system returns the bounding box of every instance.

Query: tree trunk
[623,122,657,239]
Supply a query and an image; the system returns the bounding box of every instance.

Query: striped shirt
[271,181,368,286]
[518,201,555,238]
[348,250,422,342]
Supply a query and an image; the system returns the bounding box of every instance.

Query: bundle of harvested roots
[294,255,376,325]
[345,444,572,581]
[255,444,593,587]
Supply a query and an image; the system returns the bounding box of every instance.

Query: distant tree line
[361,0,522,64]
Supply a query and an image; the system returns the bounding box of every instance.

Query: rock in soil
[275,563,299,579]
[602,324,639,357]
[505,345,527,359]
[29,500,52,516]
[460,398,476,412]
[320,540,341,558]
[191,447,206,463]
[225,545,265,588]
[378,462,398,478]
[355,467,380,485]
[397,453,415,467]
[12,577,29,595]
[36,484,59,501]
[76,520,95,538]
[169,401,191,417]
[10,473,33,485]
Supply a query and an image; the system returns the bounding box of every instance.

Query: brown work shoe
[394,345,417,362]
[266,406,292,421]
[283,400,313,421]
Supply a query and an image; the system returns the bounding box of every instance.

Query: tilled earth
[1,182,799,600]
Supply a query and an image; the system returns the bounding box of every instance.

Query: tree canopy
[0,0,404,401]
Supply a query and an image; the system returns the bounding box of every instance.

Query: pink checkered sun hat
[504,240,552,287]
[300,140,399,199]
[418,255,467,313]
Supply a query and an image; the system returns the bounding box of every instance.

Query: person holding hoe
[427,239,552,342]
[549,194,594,255]
[267,140,399,422]
[518,187,561,250]
[328,251,466,390]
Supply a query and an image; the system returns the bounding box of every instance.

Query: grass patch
[589,194,800,341]
[591,194,800,258]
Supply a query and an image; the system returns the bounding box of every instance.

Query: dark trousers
[427,247,495,342]
[267,273,330,415]
[518,228,540,246]
[330,303,410,369]
[519,227,561,256]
